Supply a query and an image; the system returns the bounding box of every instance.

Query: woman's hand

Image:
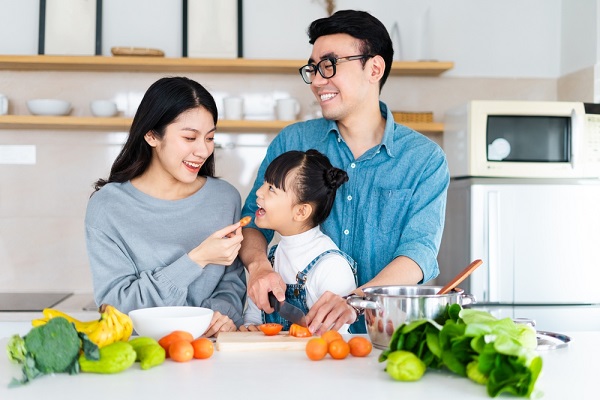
[305,291,357,335]
[189,222,244,267]
[203,311,237,337]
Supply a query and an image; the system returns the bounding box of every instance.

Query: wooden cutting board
[216,331,312,352]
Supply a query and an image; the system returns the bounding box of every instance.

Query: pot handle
[460,293,477,306]
[346,296,378,311]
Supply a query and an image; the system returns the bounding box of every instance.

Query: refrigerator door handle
[487,191,499,302]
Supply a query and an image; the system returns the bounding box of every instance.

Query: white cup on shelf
[0,94,8,115]
[275,98,300,120]
[223,97,244,120]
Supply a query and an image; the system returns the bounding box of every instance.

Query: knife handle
[267,292,279,312]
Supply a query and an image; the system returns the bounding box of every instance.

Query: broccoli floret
[24,317,81,373]
[7,317,91,387]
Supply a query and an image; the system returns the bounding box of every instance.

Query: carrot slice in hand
[239,216,252,227]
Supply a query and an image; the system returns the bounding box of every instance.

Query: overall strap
[296,249,358,286]
[267,244,278,266]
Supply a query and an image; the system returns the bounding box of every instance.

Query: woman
[85,77,246,336]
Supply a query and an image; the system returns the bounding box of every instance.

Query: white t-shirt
[244,226,357,329]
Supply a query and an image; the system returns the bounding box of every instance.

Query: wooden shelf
[0,55,453,76]
[0,115,444,134]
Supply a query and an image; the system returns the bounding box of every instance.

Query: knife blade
[268,292,307,327]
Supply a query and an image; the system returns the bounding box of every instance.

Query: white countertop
[0,319,596,400]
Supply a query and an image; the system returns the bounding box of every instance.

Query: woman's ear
[293,203,313,223]
[144,131,158,147]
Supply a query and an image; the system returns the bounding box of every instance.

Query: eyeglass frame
[298,54,375,84]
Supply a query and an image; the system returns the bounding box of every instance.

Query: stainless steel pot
[347,286,476,350]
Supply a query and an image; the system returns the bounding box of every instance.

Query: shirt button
[347,195,352,201]
[350,163,356,168]
[344,229,349,235]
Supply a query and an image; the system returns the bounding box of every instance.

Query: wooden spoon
[437,259,483,295]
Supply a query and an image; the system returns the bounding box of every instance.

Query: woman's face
[145,107,215,185]
[254,171,302,236]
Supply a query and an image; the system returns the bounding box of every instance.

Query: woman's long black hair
[93,76,218,192]
[264,149,349,227]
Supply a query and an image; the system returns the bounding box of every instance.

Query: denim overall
[262,245,358,331]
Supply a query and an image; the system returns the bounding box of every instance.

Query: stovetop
[0,292,73,311]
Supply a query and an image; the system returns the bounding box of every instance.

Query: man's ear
[293,203,313,222]
[144,131,158,147]
[369,55,385,84]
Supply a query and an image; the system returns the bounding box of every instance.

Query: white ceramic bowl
[90,100,118,117]
[27,99,72,116]
[128,306,214,340]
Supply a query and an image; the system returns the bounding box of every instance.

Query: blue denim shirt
[241,102,449,284]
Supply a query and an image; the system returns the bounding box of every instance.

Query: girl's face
[145,107,215,186]
[255,170,308,236]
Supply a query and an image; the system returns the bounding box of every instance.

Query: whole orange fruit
[191,337,214,359]
[305,338,328,361]
[328,338,350,360]
[348,337,373,357]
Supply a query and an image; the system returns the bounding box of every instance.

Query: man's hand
[305,291,357,335]
[239,228,286,312]
[247,264,286,313]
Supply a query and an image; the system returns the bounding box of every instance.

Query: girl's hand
[305,291,357,335]
[203,311,237,337]
[189,223,243,267]
[238,324,260,332]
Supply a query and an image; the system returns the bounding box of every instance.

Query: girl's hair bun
[324,167,349,190]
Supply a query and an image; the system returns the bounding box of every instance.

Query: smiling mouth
[183,160,202,169]
[256,204,266,216]
[320,93,337,102]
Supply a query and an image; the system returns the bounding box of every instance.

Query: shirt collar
[320,101,397,158]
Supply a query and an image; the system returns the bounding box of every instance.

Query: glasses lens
[318,58,336,79]
[299,65,314,84]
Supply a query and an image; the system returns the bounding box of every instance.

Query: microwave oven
[443,100,600,178]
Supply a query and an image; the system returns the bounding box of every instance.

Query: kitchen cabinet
[0,55,452,134]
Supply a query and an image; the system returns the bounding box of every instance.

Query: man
[239,10,449,334]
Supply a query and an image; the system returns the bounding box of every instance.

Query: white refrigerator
[437,178,600,332]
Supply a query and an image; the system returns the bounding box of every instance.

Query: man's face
[308,33,373,122]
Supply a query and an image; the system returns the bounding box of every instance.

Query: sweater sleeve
[200,259,247,327]
[86,224,204,314]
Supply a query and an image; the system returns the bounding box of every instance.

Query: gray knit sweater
[85,177,246,326]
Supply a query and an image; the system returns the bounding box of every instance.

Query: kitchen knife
[268,292,307,327]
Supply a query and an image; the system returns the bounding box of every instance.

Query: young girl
[85,77,246,337]
[242,149,357,331]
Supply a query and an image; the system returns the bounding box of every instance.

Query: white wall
[245,0,564,78]
[0,0,595,79]
[560,0,598,76]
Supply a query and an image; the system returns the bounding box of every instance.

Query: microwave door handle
[570,108,581,170]
[487,191,499,302]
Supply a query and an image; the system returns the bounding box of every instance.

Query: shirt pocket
[367,188,413,234]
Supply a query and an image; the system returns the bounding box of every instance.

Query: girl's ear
[293,203,313,223]
[144,131,158,147]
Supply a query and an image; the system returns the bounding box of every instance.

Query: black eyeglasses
[298,54,374,84]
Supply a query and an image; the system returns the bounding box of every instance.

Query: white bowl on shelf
[27,99,72,116]
[128,306,214,340]
[90,100,118,117]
